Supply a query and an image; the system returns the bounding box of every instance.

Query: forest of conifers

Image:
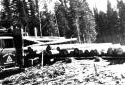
[0,0,125,44]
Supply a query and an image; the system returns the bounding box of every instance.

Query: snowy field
[1,58,125,85]
[1,43,125,85]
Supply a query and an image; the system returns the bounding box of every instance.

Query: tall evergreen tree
[39,2,60,36]
[107,0,119,35]
[27,0,39,35]
[1,0,12,28]
[94,0,120,43]
[117,0,125,44]
[69,0,97,43]
[55,1,71,37]
[94,8,108,42]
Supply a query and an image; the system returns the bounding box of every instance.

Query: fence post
[41,50,44,67]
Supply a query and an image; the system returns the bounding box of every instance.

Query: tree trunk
[76,16,81,43]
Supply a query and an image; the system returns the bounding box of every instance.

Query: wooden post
[39,11,42,37]
[76,16,81,43]
[94,64,98,76]
[21,28,24,66]
[41,51,44,67]
[34,27,38,37]
[54,14,60,37]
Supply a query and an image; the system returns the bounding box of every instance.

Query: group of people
[43,45,81,65]
[18,43,125,67]
[42,45,101,66]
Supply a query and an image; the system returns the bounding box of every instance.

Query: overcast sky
[0,0,125,13]
[38,0,125,13]
[87,0,125,12]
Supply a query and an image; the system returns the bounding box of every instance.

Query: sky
[87,0,125,12]
[40,0,125,13]
[0,0,125,13]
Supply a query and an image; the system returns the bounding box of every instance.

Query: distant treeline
[94,0,125,44]
[1,0,125,44]
[0,0,97,43]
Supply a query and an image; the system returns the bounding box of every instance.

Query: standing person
[13,24,23,67]
[43,45,52,65]
[57,47,68,58]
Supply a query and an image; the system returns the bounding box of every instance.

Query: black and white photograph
[0,0,125,84]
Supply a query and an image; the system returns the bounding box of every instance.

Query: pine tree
[1,0,12,28]
[7,0,29,29]
[117,0,125,44]
[107,0,119,35]
[94,0,120,43]
[27,0,39,35]
[69,0,97,43]
[55,1,70,37]
[94,8,108,42]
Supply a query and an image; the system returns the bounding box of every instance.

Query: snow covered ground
[1,58,125,85]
